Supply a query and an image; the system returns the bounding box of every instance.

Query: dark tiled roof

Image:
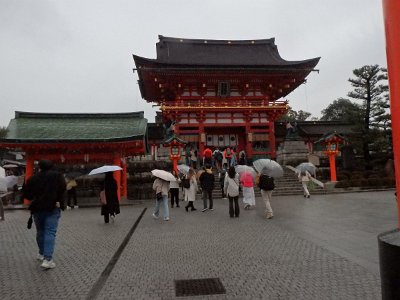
[134,35,320,68]
[3,111,147,142]
[275,121,357,138]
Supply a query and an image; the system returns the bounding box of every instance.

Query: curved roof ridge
[158,35,276,45]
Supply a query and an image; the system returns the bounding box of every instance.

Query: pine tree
[347,65,389,164]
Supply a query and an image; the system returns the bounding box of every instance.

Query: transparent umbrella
[88,165,122,175]
[296,162,316,177]
[235,165,256,178]
[177,164,190,175]
[151,169,176,182]
[252,159,283,178]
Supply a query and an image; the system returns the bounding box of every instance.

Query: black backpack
[258,174,275,190]
[181,178,191,189]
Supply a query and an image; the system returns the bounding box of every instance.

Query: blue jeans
[33,208,61,260]
[154,195,169,220]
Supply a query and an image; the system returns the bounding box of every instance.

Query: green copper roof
[3,111,147,142]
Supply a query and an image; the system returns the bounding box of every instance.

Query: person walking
[299,170,312,198]
[224,166,240,218]
[23,160,66,269]
[240,171,256,210]
[199,164,215,212]
[152,176,170,221]
[65,175,78,209]
[190,149,198,169]
[219,164,228,199]
[256,169,275,219]
[184,168,198,212]
[101,172,120,223]
[170,170,180,208]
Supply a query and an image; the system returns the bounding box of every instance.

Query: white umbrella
[235,165,256,178]
[252,159,283,178]
[5,175,18,189]
[2,164,19,168]
[296,162,316,177]
[0,167,5,178]
[151,169,176,182]
[177,164,190,175]
[88,165,122,175]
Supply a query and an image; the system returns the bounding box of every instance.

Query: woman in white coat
[298,170,312,198]
[184,168,198,211]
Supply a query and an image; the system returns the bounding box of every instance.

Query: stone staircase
[209,166,325,199]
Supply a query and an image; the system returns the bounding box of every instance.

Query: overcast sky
[0,0,387,127]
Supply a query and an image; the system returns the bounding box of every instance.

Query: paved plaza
[0,190,397,299]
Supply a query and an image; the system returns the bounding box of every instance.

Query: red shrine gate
[134,36,319,159]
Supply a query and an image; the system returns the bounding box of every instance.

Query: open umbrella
[2,164,18,169]
[296,162,316,177]
[151,169,176,182]
[88,165,122,175]
[235,165,256,178]
[177,164,190,175]
[5,175,18,189]
[252,159,283,178]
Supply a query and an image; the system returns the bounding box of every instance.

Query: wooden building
[133,36,320,159]
[0,111,148,199]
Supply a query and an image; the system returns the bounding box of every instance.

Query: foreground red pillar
[383,0,400,228]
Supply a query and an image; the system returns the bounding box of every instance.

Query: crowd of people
[151,146,315,222]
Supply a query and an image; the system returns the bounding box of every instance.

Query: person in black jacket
[101,172,120,223]
[199,164,215,212]
[23,160,66,269]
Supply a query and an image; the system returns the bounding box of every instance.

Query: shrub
[349,179,362,187]
[335,180,350,188]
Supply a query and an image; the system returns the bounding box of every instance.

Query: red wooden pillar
[245,122,252,160]
[113,153,121,201]
[198,120,205,158]
[269,119,276,159]
[24,154,35,205]
[121,158,127,199]
[383,0,400,227]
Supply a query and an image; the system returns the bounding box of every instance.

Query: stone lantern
[162,135,187,173]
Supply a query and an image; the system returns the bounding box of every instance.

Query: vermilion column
[245,121,252,160]
[113,153,121,201]
[383,0,400,227]
[121,158,127,199]
[198,120,205,158]
[24,155,34,205]
[269,120,276,159]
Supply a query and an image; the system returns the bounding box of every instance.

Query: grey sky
[0,0,387,127]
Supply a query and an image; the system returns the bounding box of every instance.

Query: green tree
[0,126,7,138]
[320,98,363,123]
[347,65,388,164]
[278,107,312,122]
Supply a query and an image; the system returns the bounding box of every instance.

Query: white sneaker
[74,206,79,209]
[37,254,44,261]
[110,215,115,222]
[41,259,56,269]
[164,217,170,221]
[201,208,208,212]
[66,206,72,210]
[152,213,159,219]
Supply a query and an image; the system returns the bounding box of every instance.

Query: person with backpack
[213,149,223,171]
[224,147,233,167]
[23,160,66,269]
[257,168,275,219]
[199,164,215,212]
[224,166,240,218]
[184,168,198,212]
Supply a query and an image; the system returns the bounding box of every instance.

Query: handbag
[100,190,107,205]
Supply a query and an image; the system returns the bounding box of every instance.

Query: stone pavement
[0,191,397,299]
